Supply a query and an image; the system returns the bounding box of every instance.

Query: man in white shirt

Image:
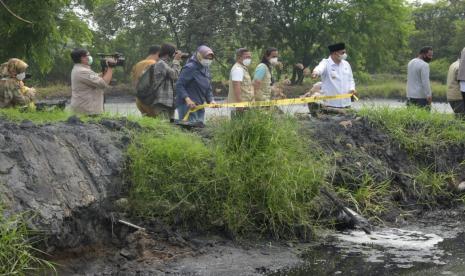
[406,46,433,110]
[311,43,356,108]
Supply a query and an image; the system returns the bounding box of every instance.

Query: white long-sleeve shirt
[406,58,432,99]
[313,57,355,107]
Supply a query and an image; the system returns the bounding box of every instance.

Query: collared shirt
[313,57,355,108]
[150,58,181,108]
[70,64,109,115]
[406,58,432,99]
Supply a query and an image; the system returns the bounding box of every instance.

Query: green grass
[410,167,454,208]
[358,106,465,155]
[0,108,72,124]
[357,78,446,100]
[127,110,329,239]
[0,208,56,275]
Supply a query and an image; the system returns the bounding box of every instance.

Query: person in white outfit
[311,42,356,108]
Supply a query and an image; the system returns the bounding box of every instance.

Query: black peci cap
[328,43,345,53]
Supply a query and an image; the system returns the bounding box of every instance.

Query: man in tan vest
[447,54,464,118]
[228,48,254,105]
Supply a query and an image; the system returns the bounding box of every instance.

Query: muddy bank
[1,111,464,275]
[0,117,132,249]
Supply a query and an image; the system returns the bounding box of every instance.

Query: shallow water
[270,221,465,276]
[103,98,454,118]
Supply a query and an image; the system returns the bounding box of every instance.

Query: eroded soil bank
[1,112,464,275]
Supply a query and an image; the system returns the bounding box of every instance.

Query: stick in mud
[320,188,372,234]
[118,219,146,231]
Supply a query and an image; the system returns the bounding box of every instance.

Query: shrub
[429,58,451,84]
[127,110,328,239]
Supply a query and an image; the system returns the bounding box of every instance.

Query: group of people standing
[131,44,283,123]
[130,42,356,123]
[2,42,465,121]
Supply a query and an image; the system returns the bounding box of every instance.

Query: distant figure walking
[406,46,433,110]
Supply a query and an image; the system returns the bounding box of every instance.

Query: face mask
[88,55,93,66]
[16,72,26,81]
[201,59,213,67]
[340,53,348,60]
[270,57,278,65]
[243,58,252,67]
[423,56,432,63]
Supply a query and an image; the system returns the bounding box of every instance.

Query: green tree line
[1,0,464,84]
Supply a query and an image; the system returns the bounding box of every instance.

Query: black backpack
[136,64,159,106]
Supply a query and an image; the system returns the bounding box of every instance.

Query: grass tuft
[0,208,56,275]
[127,110,329,239]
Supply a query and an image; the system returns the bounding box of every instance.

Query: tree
[0,0,95,80]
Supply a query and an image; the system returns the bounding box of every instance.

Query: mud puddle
[271,212,465,276]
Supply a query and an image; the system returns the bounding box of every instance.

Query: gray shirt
[406,58,432,99]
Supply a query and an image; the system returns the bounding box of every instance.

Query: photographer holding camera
[70,48,114,115]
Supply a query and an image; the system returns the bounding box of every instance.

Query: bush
[429,58,451,84]
[127,131,215,229]
[127,110,328,239]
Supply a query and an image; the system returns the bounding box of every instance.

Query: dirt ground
[1,111,464,275]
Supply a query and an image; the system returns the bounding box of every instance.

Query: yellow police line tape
[183,93,358,121]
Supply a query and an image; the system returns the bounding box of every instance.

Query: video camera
[97,53,125,71]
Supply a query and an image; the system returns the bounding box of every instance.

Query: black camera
[97,53,125,70]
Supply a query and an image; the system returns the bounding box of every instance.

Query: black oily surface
[0,118,130,249]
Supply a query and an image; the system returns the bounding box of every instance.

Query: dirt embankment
[1,114,464,275]
[0,118,131,250]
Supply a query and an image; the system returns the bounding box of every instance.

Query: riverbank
[35,76,448,104]
[0,107,464,274]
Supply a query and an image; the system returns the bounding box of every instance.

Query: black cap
[328,43,345,53]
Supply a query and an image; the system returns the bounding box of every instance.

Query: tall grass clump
[0,208,56,275]
[358,106,465,155]
[127,131,215,229]
[212,110,328,238]
[127,110,328,239]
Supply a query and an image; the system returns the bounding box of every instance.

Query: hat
[197,45,214,57]
[328,43,345,53]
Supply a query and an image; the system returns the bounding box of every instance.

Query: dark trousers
[449,100,465,119]
[407,98,431,111]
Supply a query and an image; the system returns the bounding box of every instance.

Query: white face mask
[88,55,93,66]
[243,58,252,67]
[270,57,278,65]
[201,59,213,67]
[16,72,26,81]
[340,53,348,60]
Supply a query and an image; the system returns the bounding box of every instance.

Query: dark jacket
[175,58,213,106]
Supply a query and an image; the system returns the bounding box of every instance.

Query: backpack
[136,64,158,106]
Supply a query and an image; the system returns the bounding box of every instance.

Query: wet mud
[1,112,465,275]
